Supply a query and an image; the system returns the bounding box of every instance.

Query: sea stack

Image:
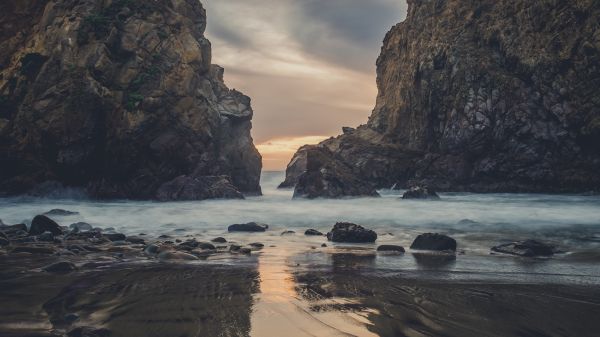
[284,0,600,196]
[0,0,261,200]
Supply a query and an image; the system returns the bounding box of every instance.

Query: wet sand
[2,236,600,337]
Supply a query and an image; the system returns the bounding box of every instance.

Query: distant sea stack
[0,0,262,199]
[284,0,600,195]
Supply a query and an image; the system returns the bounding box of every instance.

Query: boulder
[29,215,63,236]
[249,242,264,248]
[291,146,379,199]
[70,222,93,232]
[402,186,440,200]
[491,240,557,257]
[228,222,268,232]
[326,222,377,243]
[43,261,76,273]
[377,245,405,252]
[211,237,227,243]
[102,233,126,242]
[44,209,79,216]
[410,233,457,251]
[305,229,324,236]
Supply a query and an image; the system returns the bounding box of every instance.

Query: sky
[203,0,408,170]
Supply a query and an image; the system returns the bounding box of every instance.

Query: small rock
[402,186,440,200]
[305,229,323,236]
[211,237,227,243]
[102,233,126,242]
[491,239,557,257]
[321,243,327,247]
[126,236,145,244]
[29,215,63,236]
[228,222,268,232]
[377,245,405,253]
[37,231,55,242]
[44,209,79,216]
[70,222,93,232]
[281,230,295,236]
[144,244,160,255]
[238,248,252,254]
[326,222,377,243]
[159,234,171,239]
[43,261,76,273]
[249,242,264,248]
[198,242,216,250]
[410,233,457,251]
[229,244,242,252]
[158,251,199,261]
[0,223,27,233]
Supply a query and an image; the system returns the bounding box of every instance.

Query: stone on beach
[228,222,269,232]
[377,245,405,253]
[491,240,558,257]
[29,215,64,236]
[212,237,227,243]
[402,186,440,200]
[410,233,457,251]
[305,229,324,236]
[326,222,377,243]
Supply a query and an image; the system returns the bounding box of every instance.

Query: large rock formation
[285,0,600,194]
[0,0,261,199]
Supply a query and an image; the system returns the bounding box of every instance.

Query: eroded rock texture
[0,0,261,199]
[285,0,600,194]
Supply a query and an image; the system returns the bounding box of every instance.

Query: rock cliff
[0,0,262,199]
[285,0,600,194]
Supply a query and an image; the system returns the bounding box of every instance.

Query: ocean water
[1,171,600,283]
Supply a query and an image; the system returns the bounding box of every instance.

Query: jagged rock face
[284,0,600,193]
[0,0,261,199]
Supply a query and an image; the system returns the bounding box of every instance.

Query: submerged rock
[410,233,457,252]
[377,245,405,253]
[211,237,227,243]
[249,242,264,249]
[491,240,558,257]
[305,229,324,236]
[228,222,268,232]
[326,222,377,243]
[43,261,76,274]
[44,209,79,216]
[402,186,440,200]
[29,215,63,236]
[281,230,295,236]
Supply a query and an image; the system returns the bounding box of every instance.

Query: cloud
[202,0,408,168]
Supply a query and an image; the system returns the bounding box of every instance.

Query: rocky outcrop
[283,0,600,194]
[292,146,379,199]
[0,0,261,199]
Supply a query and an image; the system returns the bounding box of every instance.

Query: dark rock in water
[492,240,557,257]
[70,222,93,232]
[229,244,242,252]
[211,237,227,243]
[292,146,380,199]
[321,243,327,247]
[126,236,145,244]
[238,248,252,255]
[37,231,55,242]
[0,223,27,234]
[44,209,79,216]
[12,246,56,254]
[29,215,63,236]
[43,261,76,273]
[159,235,171,239]
[281,230,295,236]
[67,326,111,337]
[228,222,268,232]
[249,242,264,248]
[156,175,245,201]
[198,242,216,250]
[102,233,126,242]
[457,219,479,225]
[410,233,457,251]
[377,245,405,253]
[0,0,262,200]
[402,186,440,200]
[178,240,199,250]
[326,222,377,243]
[144,244,160,255]
[305,229,324,236]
